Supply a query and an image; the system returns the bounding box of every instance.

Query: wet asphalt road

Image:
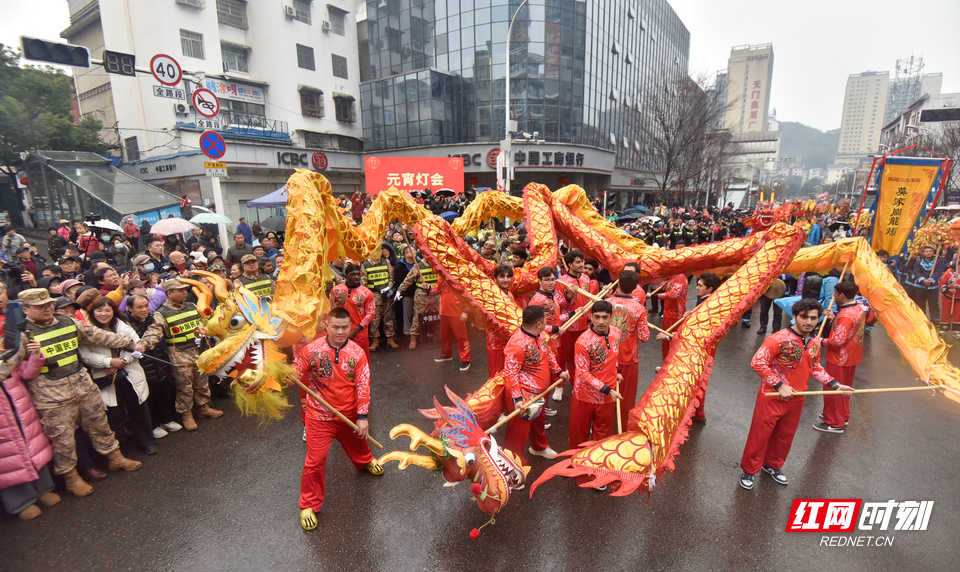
[2,306,960,572]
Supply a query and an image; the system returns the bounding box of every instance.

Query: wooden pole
[555,280,619,337]
[486,378,565,434]
[764,385,942,398]
[649,323,673,338]
[293,378,383,449]
[928,243,942,279]
[817,260,851,338]
[558,280,602,301]
[615,377,622,434]
[950,253,959,333]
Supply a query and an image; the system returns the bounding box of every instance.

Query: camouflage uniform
[0,315,137,475]
[140,300,211,413]
[398,260,439,337]
[361,256,396,341]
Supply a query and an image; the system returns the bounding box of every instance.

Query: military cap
[162,277,189,291]
[241,254,258,263]
[18,288,54,306]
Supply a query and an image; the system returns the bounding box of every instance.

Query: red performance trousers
[692,348,716,422]
[487,347,504,378]
[299,415,374,511]
[740,392,805,475]
[352,333,370,359]
[440,316,471,362]
[940,295,960,326]
[618,362,639,430]
[569,398,616,450]
[559,329,584,381]
[504,408,549,465]
[822,362,855,428]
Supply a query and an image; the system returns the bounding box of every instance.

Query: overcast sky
[3,0,958,133]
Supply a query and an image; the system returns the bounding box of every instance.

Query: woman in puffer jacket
[0,345,61,520]
[78,296,157,455]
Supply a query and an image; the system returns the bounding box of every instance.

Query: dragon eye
[464,452,476,466]
[208,336,221,345]
[229,315,247,328]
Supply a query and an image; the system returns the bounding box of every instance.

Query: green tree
[0,44,106,190]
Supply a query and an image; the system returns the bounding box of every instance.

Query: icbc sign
[311,151,328,170]
[486,147,500,169]
[365,156,464,196]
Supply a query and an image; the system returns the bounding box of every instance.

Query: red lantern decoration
[558,176,570,186]
[467,176,480,186]
[172,326,180,334]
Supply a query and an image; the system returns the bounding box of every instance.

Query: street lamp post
[501,0,529,195]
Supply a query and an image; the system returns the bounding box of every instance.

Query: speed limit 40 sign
[150,54,182,86]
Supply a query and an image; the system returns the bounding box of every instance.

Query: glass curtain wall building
[358,0,689,205]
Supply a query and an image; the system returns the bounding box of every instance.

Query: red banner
[364,156,464,196]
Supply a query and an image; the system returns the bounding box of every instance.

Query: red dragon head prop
[379,387,530,519]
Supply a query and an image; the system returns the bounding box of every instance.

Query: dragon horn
[192,269,231,302]
[179,278,213,316]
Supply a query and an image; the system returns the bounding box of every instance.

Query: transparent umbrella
[190,212,233,225]
[150,218,197,235]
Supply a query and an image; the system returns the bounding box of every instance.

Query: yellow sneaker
[300,508,318,531]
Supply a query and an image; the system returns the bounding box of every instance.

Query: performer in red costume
[329,264,376,357]
[486,265,522,377]
[568,301,623,453]
[528,267,568,418]
[658,273,721,423]
[434,276,471,371]
[295,308,384,530]
[503,305,569,465]
[656,273,688,359]
[815,281,866,433]
[556,250,590,400]
[739,299,853,490]
[621,262,646,305]
[608,270,649,429]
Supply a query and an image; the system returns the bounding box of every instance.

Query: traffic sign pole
[211,174,227,250]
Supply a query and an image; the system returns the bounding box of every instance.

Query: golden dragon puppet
[193,168,960,532]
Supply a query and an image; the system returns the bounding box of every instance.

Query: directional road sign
[199,131,226,160]
[150,54,182,86]
[192,88,220,118]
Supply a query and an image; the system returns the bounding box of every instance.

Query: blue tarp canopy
[248,185,288,207]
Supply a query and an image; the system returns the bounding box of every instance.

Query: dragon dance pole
[486,378,565,435]
[817,260,851,338]
[292,378,383,449]
[764,385,944,398]
[555,280,619,337]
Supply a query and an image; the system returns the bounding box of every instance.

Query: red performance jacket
[659,274,688,319]
[485,290,525,350]
[573,327,621,405]
[294,337,370,422]
[751,327,834,392]
[528,289,569,334]
[331,283,376,340]
[609,293,649,365]
[436,278,464,318]
[558,272,592,330]
[503,328,561,400]
[823,302,866,367]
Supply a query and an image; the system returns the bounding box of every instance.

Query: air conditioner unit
[174,103,188,115]
[321,21,331,32]
[284,5,296,18]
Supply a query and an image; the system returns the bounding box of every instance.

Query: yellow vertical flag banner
[871,158,943,254]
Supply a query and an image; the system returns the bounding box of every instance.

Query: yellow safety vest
[26,316,81,378]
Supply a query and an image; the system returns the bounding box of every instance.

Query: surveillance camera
[522,132,532,139]
[532,131,539,139]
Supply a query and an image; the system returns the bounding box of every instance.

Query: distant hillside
[779,121,840,169]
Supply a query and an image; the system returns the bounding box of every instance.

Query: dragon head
[745,202,777,231]
[380,387,529,517]
[184,270,292,419]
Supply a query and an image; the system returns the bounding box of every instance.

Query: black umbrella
[616,214,640,223]
[259,216,287,233]
[828,221,851,233]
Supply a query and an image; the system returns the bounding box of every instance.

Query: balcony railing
[219,111,289,140]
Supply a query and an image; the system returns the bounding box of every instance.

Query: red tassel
[470,483,482,497]
[469,528,481,541]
